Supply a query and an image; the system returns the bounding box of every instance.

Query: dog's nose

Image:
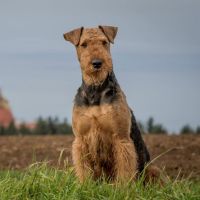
[92,59,102,69]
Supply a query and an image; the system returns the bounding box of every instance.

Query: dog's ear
[63,27,84,46]
[99,25,118,44]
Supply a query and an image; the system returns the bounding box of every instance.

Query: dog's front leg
[72,137,92,182]
[113,137,138,182]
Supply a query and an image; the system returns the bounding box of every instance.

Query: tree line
[0,117,72,135]
[138,117,200,135]
[0,116,199,135]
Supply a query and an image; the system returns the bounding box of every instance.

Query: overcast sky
[0,0,200,132]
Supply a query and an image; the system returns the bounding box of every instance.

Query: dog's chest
[73,104,113,134]
[72,101,131,137]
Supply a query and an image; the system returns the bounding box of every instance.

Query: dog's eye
[81,42,87,48]
[102,40,108,46]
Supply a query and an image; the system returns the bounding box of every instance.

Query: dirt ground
[0,135,199,180]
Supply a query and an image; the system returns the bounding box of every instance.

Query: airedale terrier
[63,26,151,182]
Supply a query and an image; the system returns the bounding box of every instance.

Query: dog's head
[64,26,118,85]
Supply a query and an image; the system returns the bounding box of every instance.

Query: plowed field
[0,135,199,180]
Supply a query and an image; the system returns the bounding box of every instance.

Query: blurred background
[0,0,200,133]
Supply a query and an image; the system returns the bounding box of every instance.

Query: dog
[63,26,152,182]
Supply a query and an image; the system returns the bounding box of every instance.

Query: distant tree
[150,124,167,134]
[34,117,49,135]
[180,124,194,134]
[18,123,32,135]
[146,117,167,134]
[58,118,73,134]
[0,125,5,135]
[196,126,200,134]
[47,117,58,134]
[5,121,18,135]
[147,117,154,133]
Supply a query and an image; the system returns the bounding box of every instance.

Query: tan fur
[64,26,138,182]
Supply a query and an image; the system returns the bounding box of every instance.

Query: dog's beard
[91,70,108,85]
[89,70,109,86]
[83,68,110,86]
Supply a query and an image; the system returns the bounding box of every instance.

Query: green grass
[0,163,199,200]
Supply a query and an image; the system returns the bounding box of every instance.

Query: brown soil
[0,135,199,180]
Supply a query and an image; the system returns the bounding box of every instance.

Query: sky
[0,0,200,132]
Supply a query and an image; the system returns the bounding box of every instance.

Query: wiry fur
[64,26,151,182]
